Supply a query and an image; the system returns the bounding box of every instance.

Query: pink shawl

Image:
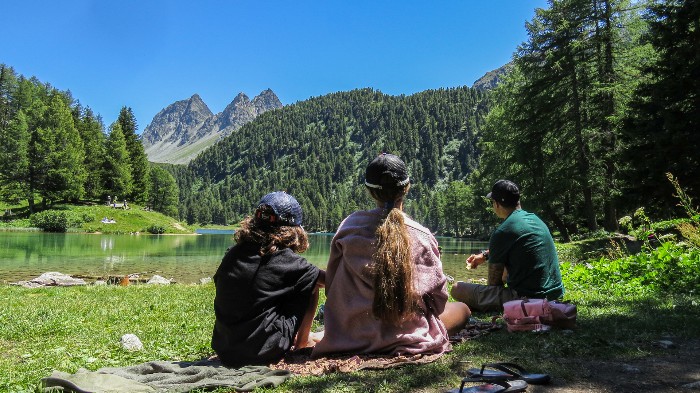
[312,208,451,358]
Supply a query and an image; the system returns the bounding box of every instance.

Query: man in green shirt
[451,180,565,312]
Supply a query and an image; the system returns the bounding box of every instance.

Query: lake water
[0,232,488,284]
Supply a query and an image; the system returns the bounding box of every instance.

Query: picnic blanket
[42,319,501,391]
[42,360,291,393]
[270,317,502,376]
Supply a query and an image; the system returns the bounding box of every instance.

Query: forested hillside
[2,0,696,240]
[169,0,699,238]
[171,87,491,234]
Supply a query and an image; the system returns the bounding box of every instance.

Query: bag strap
[519,300,529,317]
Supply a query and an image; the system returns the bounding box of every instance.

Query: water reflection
[0,232,488,284]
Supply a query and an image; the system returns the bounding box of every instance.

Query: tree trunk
[569,57,599,231]
[546,204,570,243]
[600,0,619,231]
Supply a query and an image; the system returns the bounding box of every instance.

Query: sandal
[467,362,551,385]
[446,377,528,393]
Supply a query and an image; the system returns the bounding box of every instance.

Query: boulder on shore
[14,272,87,288]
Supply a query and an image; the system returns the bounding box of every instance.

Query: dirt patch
[528,338,700,392]
[172,222,188,231]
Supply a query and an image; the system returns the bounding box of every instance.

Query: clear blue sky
[1,1,547,133]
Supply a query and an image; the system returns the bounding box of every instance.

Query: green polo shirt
[489,209,564,300]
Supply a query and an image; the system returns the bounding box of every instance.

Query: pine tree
[479,0,645,236]
[0,111,29,203]
[104,122,133,200]
[0,65,26,204]
[117,106,150,203]
[40,92,86,203]
[17,77,51,212]
[624,0,700,214]
[148,165,179,217]
[75,107,107,200]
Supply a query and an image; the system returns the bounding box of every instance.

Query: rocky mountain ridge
[142,89,282,164]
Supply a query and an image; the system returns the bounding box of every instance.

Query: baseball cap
[255,191,303,226]
[487,180,520,206]
[364,153,410,190]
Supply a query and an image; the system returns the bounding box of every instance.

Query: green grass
[0,200,193,234]
[0,284,215,393]
[2,213,698,392]
[1,278,698,392]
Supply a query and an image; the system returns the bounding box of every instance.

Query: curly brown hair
[234,216,309,256]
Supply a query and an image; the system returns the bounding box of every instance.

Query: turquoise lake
[0,232,488,284]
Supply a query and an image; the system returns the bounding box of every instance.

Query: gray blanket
[42,359,292,393]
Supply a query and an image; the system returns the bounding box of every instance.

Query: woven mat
[448,317,502,343]
[271,318,502,376]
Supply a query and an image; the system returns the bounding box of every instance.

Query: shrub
[146,225,166,234]
[562,241,700,296]
[30,211,69,232]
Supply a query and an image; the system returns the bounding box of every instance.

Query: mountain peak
[142,89,283,164]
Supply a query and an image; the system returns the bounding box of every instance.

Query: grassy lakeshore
[1,202,195,235]
[2,274,698,392]
[2,201,698,391]
[0,201,242,236]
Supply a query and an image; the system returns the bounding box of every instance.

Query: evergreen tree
[0,64,18,132]
[443,181,475,237]
[17,77,51,212]
[0,65,26,203]
[478,0,645,237]
[148,165,179,217]
[624,0,700,215]
[104,122,133,200]
[39,92,86,203]
[0,110,29,203]
[75,107,107,200]
[117,106,150,203]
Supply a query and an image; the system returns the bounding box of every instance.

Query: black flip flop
[446,377,528,393]
[467,362,551,385]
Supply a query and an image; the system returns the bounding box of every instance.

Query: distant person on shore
[312,153,469,358]
[211,191,325,367]
[451,180,564,312]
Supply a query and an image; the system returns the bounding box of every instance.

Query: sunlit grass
[1,280,698,393]
[0,284,214,392]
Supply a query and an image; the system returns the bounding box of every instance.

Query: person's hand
[466,253,486,270]
[295,331,324,349]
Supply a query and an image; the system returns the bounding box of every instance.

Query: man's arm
[487,263,506,286]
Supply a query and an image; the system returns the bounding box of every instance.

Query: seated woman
[211,191,325,367]
[312,153,470,358]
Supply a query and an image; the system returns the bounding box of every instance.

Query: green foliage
[104,122,133,198]
[28,208,90,232]
[146,224,166,234]
[74,106,107,200]
[41,93,87,203]
[479,0,646,239]
[117,107,150,204]
[148,165,179,218]
[562,241,700,296]
[623,0,700,215]
[30,210,69,232]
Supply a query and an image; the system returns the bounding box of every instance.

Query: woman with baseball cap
[313,153,469,358]
[211,191,325,367]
